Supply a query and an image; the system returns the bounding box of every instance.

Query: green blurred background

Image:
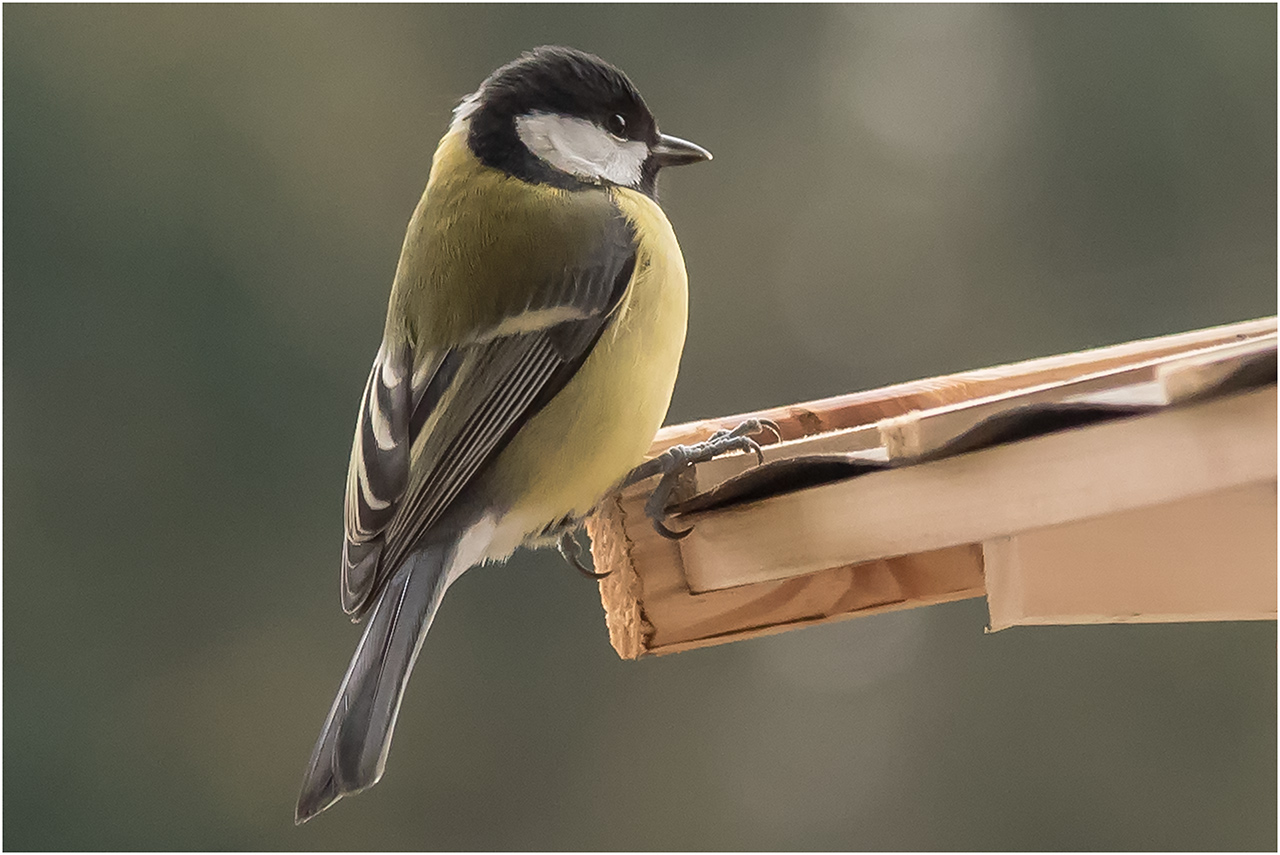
[5,4,1276,850]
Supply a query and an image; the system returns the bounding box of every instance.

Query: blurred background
[5,4,1276,849]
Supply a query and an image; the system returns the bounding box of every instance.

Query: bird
[295,45,746,823]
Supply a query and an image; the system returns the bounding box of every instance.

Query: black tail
[296,545,452,823]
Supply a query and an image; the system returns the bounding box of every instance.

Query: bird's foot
[558,529,609,579]
[622,418,781,540]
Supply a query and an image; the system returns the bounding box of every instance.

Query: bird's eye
[606,113,627,139]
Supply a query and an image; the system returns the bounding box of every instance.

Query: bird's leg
[621,418,781,540]
[558,528,610,580]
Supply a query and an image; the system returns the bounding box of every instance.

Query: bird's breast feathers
[486,186,690,553]
[389,125,689,555]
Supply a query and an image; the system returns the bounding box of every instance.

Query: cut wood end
[877,411,923,460]
[585,495,648,660]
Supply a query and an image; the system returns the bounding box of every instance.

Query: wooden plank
[984,482,1278,630]
[649,316,1275,454]
[675,387,1276,593]
[647,545,985,656]
[1158,341,1277,404]
[587,475,985,659]
[645,543,984,652]
[878,334,1274,461]
[587,317,1278,659]
[588,499,984,658]
[686,331,1275,489]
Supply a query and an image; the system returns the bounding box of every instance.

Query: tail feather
[296,545,452,824]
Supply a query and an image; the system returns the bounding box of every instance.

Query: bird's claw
[558,530,609,579]
[629,418,781,540]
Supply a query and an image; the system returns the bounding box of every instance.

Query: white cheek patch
[515,112,648,187]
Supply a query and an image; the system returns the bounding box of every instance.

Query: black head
[462,46,710,198]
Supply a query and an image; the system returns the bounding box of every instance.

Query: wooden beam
[587,318,1278,659]
[649,316,1275,455]
[688,329,1276,489]
[984,482,1277,630]
[676,387,1275,593]
[878,333,1274,462]
[586,488,986,657]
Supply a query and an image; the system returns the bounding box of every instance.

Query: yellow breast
[490,186,689,536]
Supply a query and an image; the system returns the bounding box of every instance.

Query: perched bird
[296,46,728,823]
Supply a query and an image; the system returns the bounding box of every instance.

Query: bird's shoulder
[388,127,635,347]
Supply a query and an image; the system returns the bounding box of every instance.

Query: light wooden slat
[1158,341,1276,404]
[879,333,1275,461]
[676,387,1277,593]
[646,545,986,656]
[686,331,1275,489]
[649,316,1275,455]
[587,475,986,659]
[588,508,985,658]
[984,482,1278,630]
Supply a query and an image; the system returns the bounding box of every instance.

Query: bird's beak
[652,133,712,168]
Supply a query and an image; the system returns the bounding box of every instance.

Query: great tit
[296,46,714,823]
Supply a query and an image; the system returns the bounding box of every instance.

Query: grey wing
[339,219,636,618]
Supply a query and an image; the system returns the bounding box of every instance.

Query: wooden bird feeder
[585,317,1278,659]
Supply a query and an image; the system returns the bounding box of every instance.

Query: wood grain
[878,333,1274,461]
[984,482,1278,630]
[586,317,1278,659]
[588,464,986,658]
[677,387,1276,592]
[686,329,1276,489]
[650,316,1275,454]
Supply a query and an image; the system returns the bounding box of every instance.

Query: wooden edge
[587,526,985,659]
[984,482,1278,631]
[686,330,1275,487]
[674,335,1274,540]
[586,478,986,659]
[675,387,1276,592]
[644,543,984,656]
[1159,343,1276,404]
[876,334,1275,461]
[646,578,986,657]
[585,494,647,660]
[993,612,1279,628]
[649,316,1276,454]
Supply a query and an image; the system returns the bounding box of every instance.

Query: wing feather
[340,207,636,617]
